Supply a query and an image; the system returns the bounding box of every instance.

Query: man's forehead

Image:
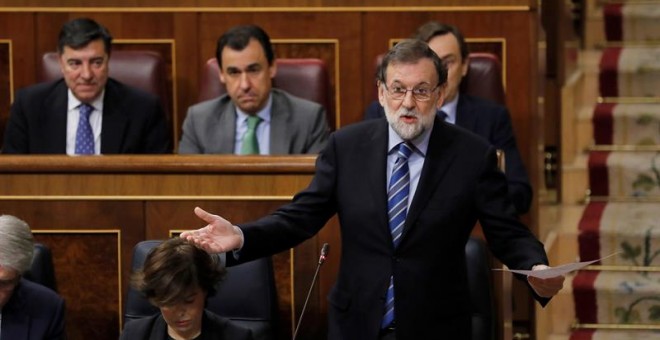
[385,60,437,84]
[221,46,268,69]
[61,45,107,59]
[428,34,461,60]
[225,62,261,71]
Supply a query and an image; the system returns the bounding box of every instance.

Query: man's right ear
[218,69,226,84]
[377,81,387,107]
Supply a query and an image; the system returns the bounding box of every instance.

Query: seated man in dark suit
[0,214,65,339]
[2,17,171,154]
[364,21,532,214]
[178,24,330,155]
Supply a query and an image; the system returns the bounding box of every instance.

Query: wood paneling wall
[0,1,534,7]
[0,155,333,340]
[0,6,539,195]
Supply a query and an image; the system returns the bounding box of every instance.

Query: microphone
[292,243,330,340]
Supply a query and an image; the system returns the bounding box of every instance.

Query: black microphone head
[321,243,330,256]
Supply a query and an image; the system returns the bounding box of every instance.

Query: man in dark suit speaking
[178,25,330,155]
[365,22,532,215]
[182,40,564,340]
[2,18,171,154]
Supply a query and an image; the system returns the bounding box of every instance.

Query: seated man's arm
[303,105,330,154]
[141,98,172,154]
[2,90,30,154]
[178,106,204,154]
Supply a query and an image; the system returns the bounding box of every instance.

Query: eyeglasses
[383,83,440,102]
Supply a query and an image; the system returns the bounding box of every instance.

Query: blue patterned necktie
[240,115,262,155]
[75,103,95,155]
[382,142,413,329]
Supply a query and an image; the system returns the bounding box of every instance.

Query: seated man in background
[2,17,171,154]
[364,21,532,215]
[120,237,252,340]
[178,24,330,155]
[0,214,66,339]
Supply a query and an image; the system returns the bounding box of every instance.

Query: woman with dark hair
[120,238,252,340]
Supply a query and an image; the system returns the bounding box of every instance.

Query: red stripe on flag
[604,4,623,42]
[593,103,616,145]
[599,47,622,97]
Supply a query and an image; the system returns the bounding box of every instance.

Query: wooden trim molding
[0,6,532,13]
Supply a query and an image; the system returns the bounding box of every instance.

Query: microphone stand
[292,243,329,340]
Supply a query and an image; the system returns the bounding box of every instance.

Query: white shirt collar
[387,119,434,157]
[235,93,273,123]
[67,90,105,112]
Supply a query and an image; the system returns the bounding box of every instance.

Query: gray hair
[0,215,34,274]
[376,39,448,87]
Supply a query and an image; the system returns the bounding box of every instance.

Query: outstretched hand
[180,207,244,254]
[527,264,565,298]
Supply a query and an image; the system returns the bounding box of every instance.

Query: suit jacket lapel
[367,120,390,232]
[403,116,457,241]
[42,81,68,153]
[100,80,128,153]
[269,90,292,154]
[217,100,237,154]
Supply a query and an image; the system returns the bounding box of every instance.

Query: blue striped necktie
[382,142,413,329]
[75,103,95,155]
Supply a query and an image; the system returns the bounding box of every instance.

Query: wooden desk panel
[0,155,335,340]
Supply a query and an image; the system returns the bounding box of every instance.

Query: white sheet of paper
[493,252,619,279]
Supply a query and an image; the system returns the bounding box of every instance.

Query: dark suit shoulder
[204,311,254,340]
[439,119,494,152]
[460,94,509,118]
[13,279,63,305]
[331,118,386,141]
[461,93,503,108]
[104,78,160,103]
[14,79,67,100]
[6,279,64,320]
[119,314,159,339]
[363,100,384,120]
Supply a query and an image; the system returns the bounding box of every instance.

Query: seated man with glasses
[0,215,65,339]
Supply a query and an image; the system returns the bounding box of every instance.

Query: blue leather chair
[23,243,58,292]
